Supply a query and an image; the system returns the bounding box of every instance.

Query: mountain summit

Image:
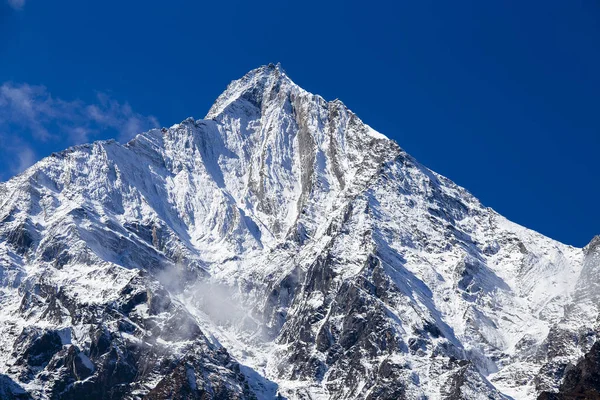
[0,65,597,400]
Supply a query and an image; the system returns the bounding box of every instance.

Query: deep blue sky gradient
[1,0,599,246]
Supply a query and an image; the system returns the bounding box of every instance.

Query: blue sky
[1,0,599,247]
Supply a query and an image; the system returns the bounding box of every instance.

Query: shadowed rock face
[5,273,254,400]
[0,374,32,400]
[538,341,600,400]
[0,65,598,400]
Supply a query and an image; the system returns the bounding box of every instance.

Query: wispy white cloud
[15,146,35,173]
[0,83,54,140]
[0,82,159,178]
[0,82,159,143]
[6,0,25,10]
[0,138,37,179]
[83,92,161,142]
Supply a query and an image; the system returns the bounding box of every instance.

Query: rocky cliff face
[0,64,596,399]
[538,340,600,399]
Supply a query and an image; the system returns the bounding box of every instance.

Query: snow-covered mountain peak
[205,63,295,120]
[150,65,399,248]
[0,65,598,400]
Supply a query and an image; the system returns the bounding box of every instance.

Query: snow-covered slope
[0,64,596,400]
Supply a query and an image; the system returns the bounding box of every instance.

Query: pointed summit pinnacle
[205,63,296,119]
[267,62,286,74]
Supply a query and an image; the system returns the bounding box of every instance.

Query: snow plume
[0,139,36,175]
[156,262,259,333]
[188,280,250,327]
[155,262,191,293]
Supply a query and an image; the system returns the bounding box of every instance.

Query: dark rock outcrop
[539,341,600,399]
